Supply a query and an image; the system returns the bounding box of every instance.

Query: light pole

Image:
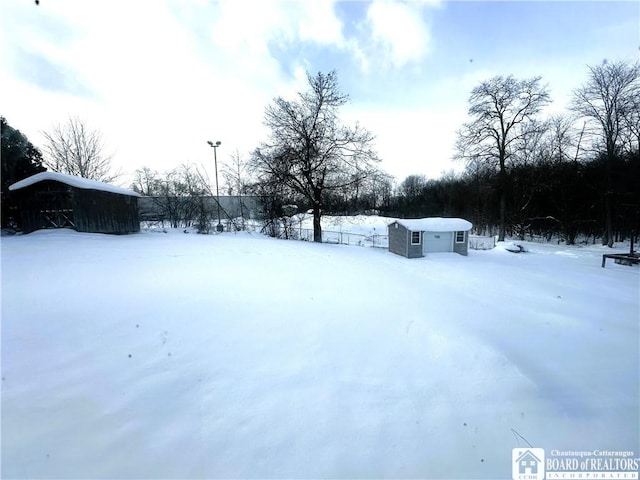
[207,140,223,232]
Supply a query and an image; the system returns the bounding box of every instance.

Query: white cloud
[209,1,283,56]
[364,0,432,68]
[297,0,345,45]
[209,0,344,56]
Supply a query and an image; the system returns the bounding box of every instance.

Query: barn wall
[14,181,75,234]
[74,189,139,234]
[17,194,45,234]
[16,191,41,234]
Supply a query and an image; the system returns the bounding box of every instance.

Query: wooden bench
[602,253,640,268]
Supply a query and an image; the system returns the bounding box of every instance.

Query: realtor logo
[512,448,545,480]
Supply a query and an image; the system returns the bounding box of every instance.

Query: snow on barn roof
[392,217,472,232]
[9,172,141,197]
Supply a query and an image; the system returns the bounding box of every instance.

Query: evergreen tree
[1,117,46,228]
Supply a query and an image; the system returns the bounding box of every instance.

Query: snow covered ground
[1,227,638,478]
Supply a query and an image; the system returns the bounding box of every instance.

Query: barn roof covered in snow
[391,218,472,232]
[9,172,141,197]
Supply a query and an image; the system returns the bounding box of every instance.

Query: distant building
[137,195,264,223]
[8,172,140,234]
[388,218,473,258]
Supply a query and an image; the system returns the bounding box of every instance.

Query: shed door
[38,191,76,229]
[423,231,453,253]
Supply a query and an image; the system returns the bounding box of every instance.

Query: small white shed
[388,218,473,258]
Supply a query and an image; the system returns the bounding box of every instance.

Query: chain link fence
[297,228,388,248]
[468,235,496,250]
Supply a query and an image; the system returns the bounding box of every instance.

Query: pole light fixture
[207,140,223,232]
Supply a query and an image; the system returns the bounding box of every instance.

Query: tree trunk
[604,192,613,247]
[565,223,577,245]
[498,190,506,242]
[603,149,614,247]
[313,205,322,243]
[498,166,507,242]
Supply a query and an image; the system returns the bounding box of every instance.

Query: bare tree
[42,116,121,182]
[398,174,428,200]
[133,163,214,230]
[359,169,394,213]
[544,114,584,164]
[571,60,640,246]
[621,73,640,155]
[168,163,214,232]
[455,75,551,241]
[221,149,253,229]
[251,70,380,242]
[221,149,250,195]
[131,167,163,196]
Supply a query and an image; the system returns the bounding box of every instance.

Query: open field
[2,228,638,478]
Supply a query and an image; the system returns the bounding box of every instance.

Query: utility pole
[207,140,223,232]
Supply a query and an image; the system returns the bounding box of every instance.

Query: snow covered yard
[1,229,638,479]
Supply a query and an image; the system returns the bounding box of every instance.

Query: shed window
[411,231,421,245]
[455,231,465,243]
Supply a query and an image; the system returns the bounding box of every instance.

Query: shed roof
[8,172,141,197]
[391,217,472,232]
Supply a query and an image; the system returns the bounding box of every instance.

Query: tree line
[243,61,639,246]
[384,148,638,245]
[451,60,639,245]
[2,60,638,246]
[303,60,639,246]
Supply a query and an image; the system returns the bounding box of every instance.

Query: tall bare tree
[571,60,640,247]
[251,70,380,242]
[131,166,163,196]
[623,89,640,154]
[221,149,253,229]
[455,75,551,241]
[42,116,121,183]
[544,114,583,164]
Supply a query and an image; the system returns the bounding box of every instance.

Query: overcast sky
[1,0,638,187]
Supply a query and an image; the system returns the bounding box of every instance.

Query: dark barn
[8,172,140,234]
